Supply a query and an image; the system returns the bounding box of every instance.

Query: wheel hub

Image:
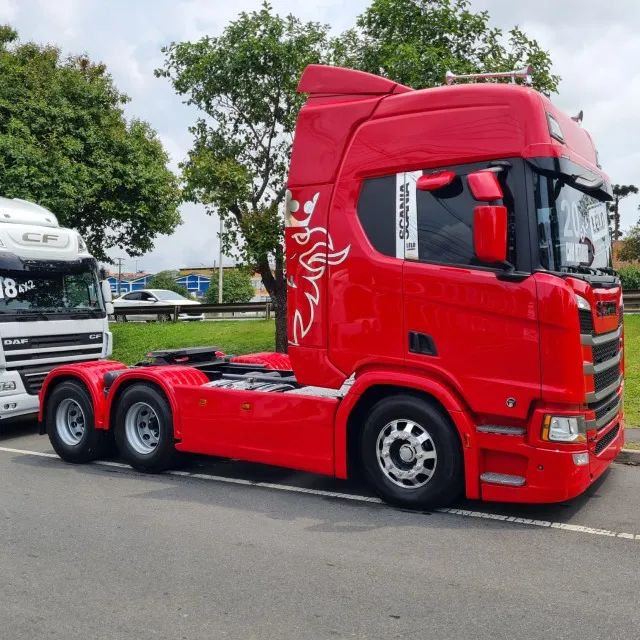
[124,402,160,455]
[55,398,86,447]
[376,419,437,489]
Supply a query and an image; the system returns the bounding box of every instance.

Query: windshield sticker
[0,277,35,299]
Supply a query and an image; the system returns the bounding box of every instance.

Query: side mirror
[417,171,456,191]
[474,205,507,263]
[467,170,503,201]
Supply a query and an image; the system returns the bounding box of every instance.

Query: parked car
[113,289,205,322]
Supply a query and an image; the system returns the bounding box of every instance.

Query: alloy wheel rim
[55,399,86,446]
[376,419,437,489]
[125,402,160,455]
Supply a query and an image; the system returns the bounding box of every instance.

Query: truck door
[400,161,541,422]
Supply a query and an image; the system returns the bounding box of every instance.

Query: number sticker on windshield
[0,277,35,299]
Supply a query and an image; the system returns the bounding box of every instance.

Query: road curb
[616,448,640,466]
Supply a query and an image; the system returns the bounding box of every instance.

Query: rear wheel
[156,313,172,322]
[46,380,111,463]
[114,384,177,473]
[360,395,463,509]
[115,314,128,323]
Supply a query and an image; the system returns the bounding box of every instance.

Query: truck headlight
[575,294,591,311]
[542,415,586,443]
[0,381,16,392]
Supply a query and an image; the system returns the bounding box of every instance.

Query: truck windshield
[0,268,104,317]
[535,171,612,273]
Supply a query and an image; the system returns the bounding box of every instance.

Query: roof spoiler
[297,64,412,96]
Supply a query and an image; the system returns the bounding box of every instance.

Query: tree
[608,184,638,241]
[157,3,330,351]
[0,26,181,262]
[158,1,557,351]
[333,0,559,94]
[204,268,255,304]
[618,222,640,263]
[147,270,191,298]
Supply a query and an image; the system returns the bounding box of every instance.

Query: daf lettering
[3,338,28,345]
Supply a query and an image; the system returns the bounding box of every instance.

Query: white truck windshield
[0,269,104,317]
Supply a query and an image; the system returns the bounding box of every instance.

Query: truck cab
[39,65,623,509]
[0,197,112,420]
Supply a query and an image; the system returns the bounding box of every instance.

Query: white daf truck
[0,197,113,420]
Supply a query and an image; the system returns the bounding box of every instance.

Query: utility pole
[114,257,125,294]
[218,217,224,304]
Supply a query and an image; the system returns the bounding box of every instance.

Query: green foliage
[147,270,191,298]
[618,266,640,291]
[333,0,559,94]
[157,1,559,350]
[0,27,181,261]
[607,184,638,240]
[204,268,255,304]
[111,320,275,365]
[622,315,640,427]
[618,225,640,264]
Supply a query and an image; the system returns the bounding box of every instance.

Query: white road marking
[1,445,638,541]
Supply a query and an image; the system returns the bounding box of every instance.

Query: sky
[0,0,637,274]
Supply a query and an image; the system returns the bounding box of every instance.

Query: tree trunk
[257,252,288,353]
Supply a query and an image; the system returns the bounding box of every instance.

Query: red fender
[230,352,292,371]
[334,368,480,499]
[39,360,127,427]
[104,366,209,439]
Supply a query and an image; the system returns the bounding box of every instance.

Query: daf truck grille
[3,333,103,369]
[595,423,620,455]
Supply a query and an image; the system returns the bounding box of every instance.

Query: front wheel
[114,383,177,473]
[360,395,463,509]
[46,380,111,463]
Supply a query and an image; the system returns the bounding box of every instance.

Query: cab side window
[356,161,517,267]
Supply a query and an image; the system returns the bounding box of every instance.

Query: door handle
[408,332,437,356]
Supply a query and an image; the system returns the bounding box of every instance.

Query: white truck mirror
[101,280,114,315]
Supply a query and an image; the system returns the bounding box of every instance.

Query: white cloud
[2,0,638,271]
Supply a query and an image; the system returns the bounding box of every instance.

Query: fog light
[542,415,587,443]
[572,452,589,466]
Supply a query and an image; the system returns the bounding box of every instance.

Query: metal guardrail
[112,301,271,322]
[623,290,640,313]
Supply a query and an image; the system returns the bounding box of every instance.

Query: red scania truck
[39,65,624,508]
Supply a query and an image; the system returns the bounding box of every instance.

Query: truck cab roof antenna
[445,65,533,86]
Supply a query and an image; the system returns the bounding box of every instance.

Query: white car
[113,289,205,322]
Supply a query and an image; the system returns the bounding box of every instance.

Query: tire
[360,395,464,509]
[115,314,128,323]
[46,380,111,463]
[114,383,177,473]
[156,313,172,322]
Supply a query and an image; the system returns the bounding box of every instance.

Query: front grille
[589,391,620,430]
[579,309,593,334]
[619,305,624,326]
[2,333,103,351]
[5,346,103,363]
[594,363,621,394]
[592,338,619,365]
[595,423,620,455]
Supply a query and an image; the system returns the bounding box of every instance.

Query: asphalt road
[1,420,640,640]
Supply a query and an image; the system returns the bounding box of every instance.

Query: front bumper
[475,415,624,504]
[0,391,39,420]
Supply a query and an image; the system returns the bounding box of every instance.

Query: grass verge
[111,320,275,365]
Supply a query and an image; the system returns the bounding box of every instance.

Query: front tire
[46,380,111,463]
[114,384,177,473]
[360,395,463,509]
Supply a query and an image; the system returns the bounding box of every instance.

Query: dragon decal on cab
[285,189,350,346]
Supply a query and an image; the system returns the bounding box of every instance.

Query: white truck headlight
[575,294,591,311]
[542,415,586,443]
